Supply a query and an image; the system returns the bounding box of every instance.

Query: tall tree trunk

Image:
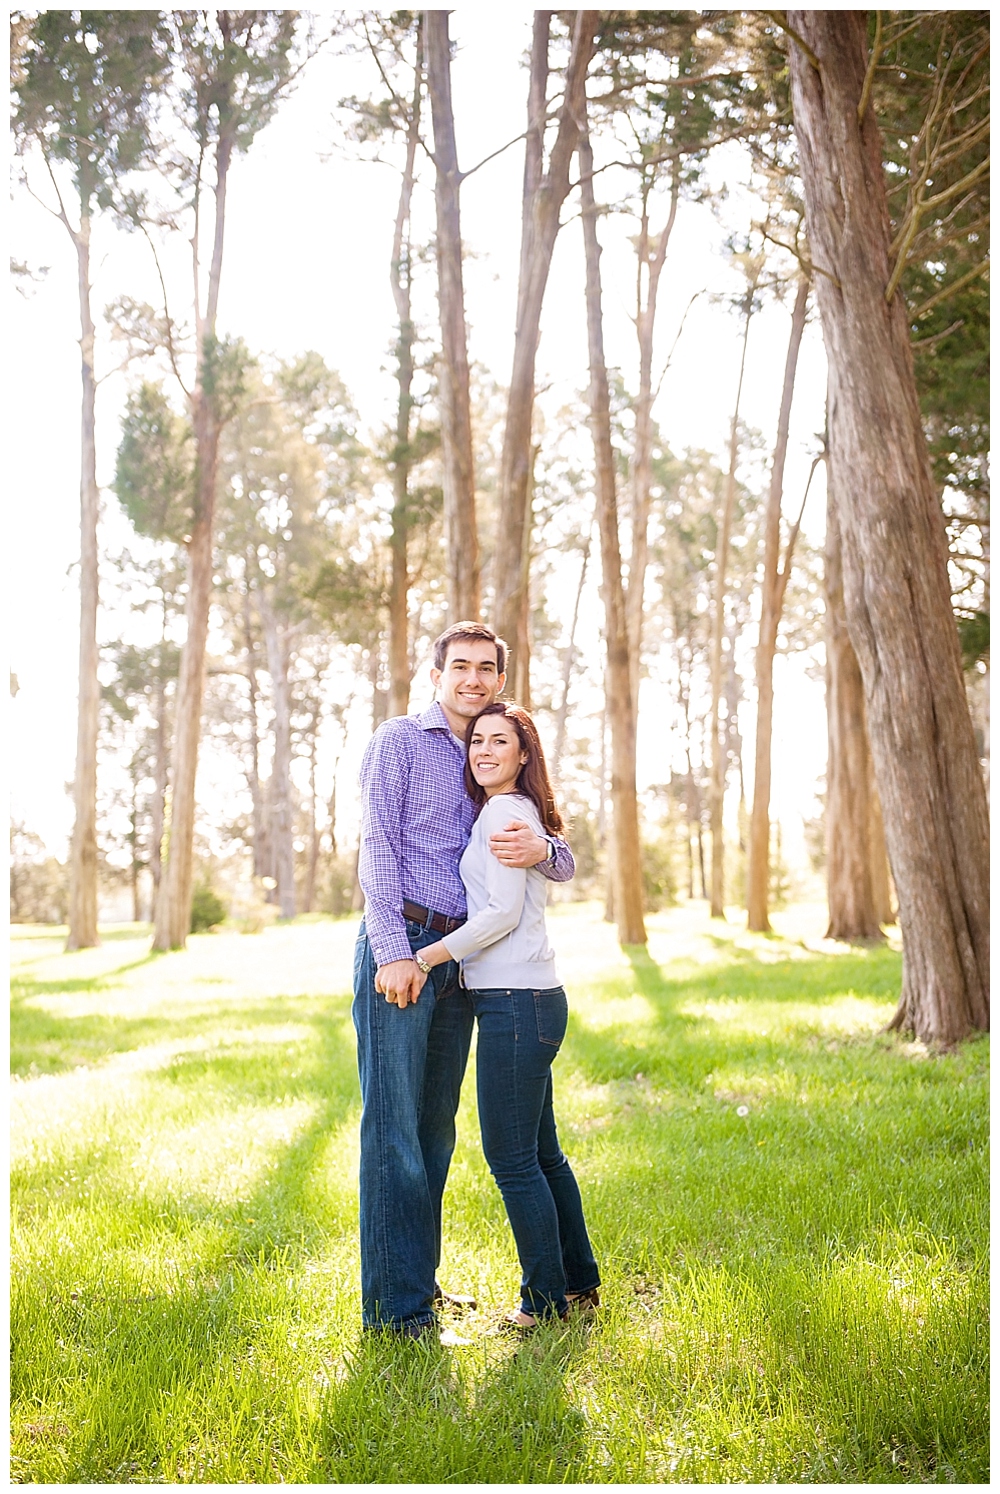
[788,11,989,1044]
[627,174,679,720]
[152,131,233,950]
[552,526,591,775]
[303,724,320,914]
[424,10,480,622]
[388,25,422,715]
[368,647,388,731]
[824,476,882,942]
[494,11,598,700]
[241,570,265,878]
[580,124,646,948]
[708,288,754,917]
[149,667,168,898]
[747,276,810,931]
[129,774,142,924]
[261,594,296,921]
[66,210,100,950]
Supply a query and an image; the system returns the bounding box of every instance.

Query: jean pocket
[534,987,567,1047]
[353,928,369,986]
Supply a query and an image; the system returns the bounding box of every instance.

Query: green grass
[10,903,988,1483]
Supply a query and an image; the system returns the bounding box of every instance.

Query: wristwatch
[415,955,432,974]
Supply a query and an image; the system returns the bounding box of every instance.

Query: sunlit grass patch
[10,908,988,1483]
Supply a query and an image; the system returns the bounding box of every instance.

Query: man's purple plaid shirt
[358,701,575,966]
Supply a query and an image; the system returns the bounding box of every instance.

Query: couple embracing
[352,620,600,1339]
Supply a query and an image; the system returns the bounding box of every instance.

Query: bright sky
[8,10,829,869]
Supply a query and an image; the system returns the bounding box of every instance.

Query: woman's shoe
[564,1287,600,1314]
[498,1307,567,1338]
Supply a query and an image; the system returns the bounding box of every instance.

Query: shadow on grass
[13,997,361,1238]
[315,1321,591,1483]
[552,942,987,1272]
[11,995,367,1482]
[11,950,167,1013]
[563,943,906,1089]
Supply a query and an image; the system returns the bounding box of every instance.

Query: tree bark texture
[493,11,598,701]
[424,11,480,623]
[708,291,754,917]
[869,767,895,925]
[747,275,810,932]
[788,10,989,1043]
[66,212,100,949]
[580,126,646,947]
[824,475,882,942]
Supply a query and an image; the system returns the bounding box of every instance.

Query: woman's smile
[469,721,527,798]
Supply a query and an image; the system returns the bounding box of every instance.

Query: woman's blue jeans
[468,985,599,1320]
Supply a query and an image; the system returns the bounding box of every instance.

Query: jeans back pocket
[533,986,568,1047]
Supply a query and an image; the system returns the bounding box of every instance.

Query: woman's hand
[418,939,453,969]
[489,820,549,868]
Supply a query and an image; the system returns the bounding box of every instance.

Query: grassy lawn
[10,903,988,1483]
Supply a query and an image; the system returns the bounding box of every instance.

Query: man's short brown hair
[432,621,508,676]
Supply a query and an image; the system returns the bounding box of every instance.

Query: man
[352,620,575,1337]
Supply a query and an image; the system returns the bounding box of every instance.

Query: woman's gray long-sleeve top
[442,792,560,990]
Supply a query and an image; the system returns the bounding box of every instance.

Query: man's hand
[375,958,427,1008]
[489,819,550,869]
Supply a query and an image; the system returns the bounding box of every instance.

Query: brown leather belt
[402,899,466,936]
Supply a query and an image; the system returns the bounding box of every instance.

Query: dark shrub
[190,881,226,933]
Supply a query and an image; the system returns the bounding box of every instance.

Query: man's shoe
[363,1319,437,1341]
[433,1286,477,1312]
[398,1319,438,1341]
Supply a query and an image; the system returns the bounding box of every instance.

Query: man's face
[431,638,505,732]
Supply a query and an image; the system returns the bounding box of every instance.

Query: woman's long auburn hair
[463,701,565,836]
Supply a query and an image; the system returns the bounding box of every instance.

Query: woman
[415,701,600,1331]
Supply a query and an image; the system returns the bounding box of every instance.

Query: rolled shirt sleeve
[357,725,413,966]
[542,837,575,883]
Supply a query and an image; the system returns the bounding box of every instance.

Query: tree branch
[909,259,988,320]
[857,10,883,125]
[38,148,78,239]
[460,128,529,182]
[136,217,190,395]
[776,451,823,608]
[764,12,820,71]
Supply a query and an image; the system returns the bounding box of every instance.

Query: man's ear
[496,671,507,694]
[430,667,442,691]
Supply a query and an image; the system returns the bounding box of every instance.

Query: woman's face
[468,716,528,798]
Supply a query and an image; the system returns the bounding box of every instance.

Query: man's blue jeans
[352,918,474,1331]
[469,985,600,1319]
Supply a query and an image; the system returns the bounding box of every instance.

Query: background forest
[9,11,989,1045]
